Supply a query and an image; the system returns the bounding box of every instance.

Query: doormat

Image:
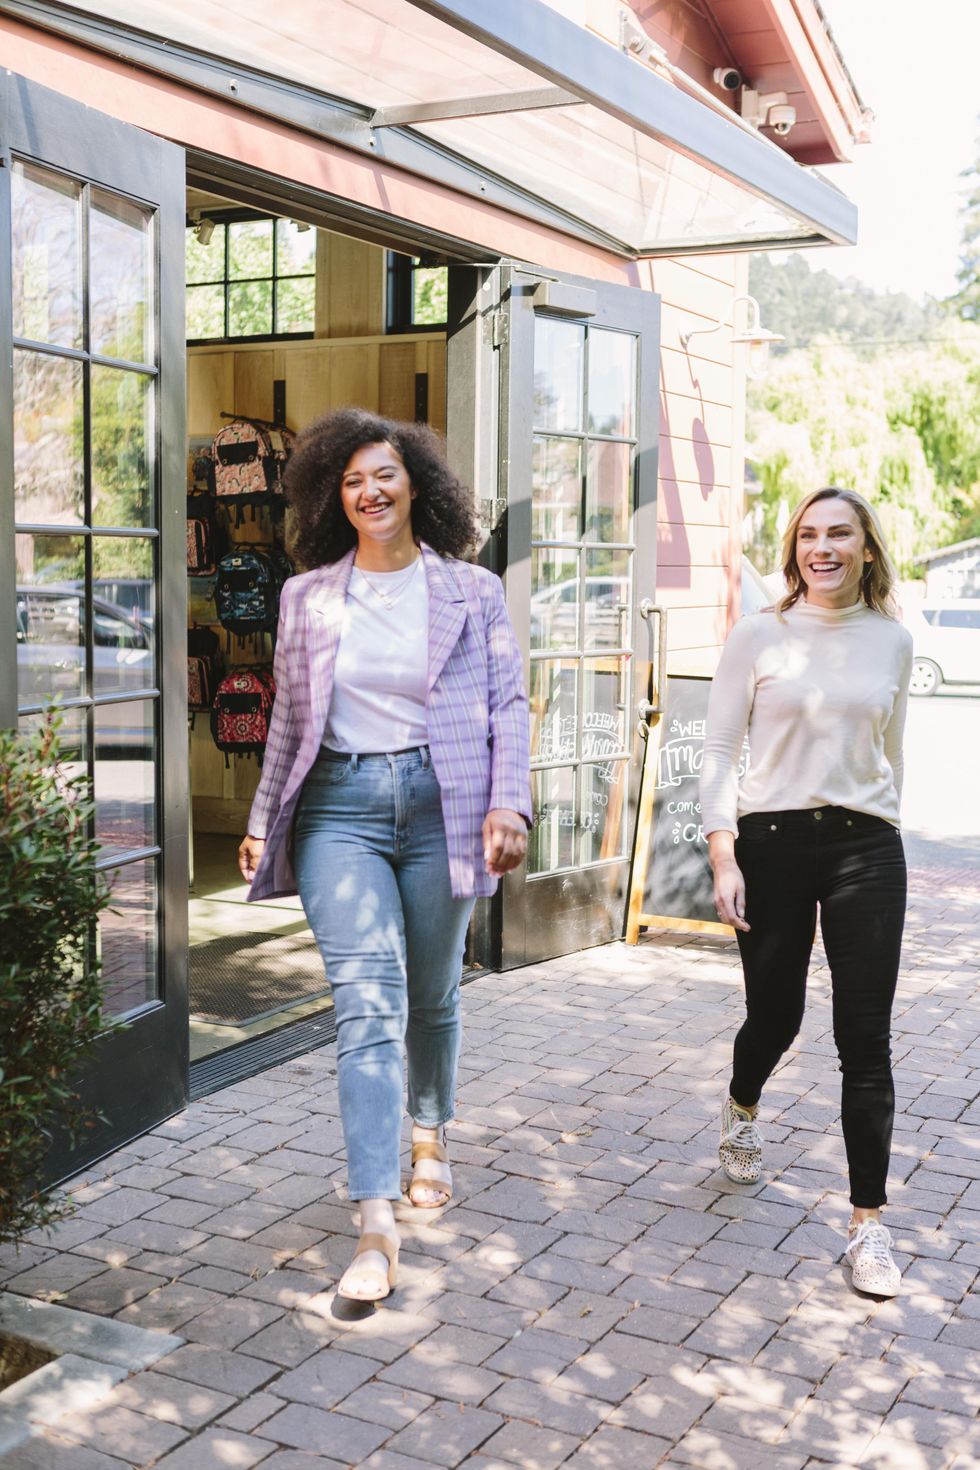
[190,930,330,1025]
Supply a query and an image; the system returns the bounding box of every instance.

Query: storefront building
[0,0,865,1170]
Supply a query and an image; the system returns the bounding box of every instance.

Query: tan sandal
[336,1231,399,1302]
[408,1136,453,1208]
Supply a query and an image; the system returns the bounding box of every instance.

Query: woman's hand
[238,834,266,885]
[707,830,750,932]
[711,858,750,931]
[482,808,527,876]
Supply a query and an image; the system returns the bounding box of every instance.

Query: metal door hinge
[480,497,507,531]
[483,308,508,348]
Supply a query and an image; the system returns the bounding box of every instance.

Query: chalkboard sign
[640,675,749,926]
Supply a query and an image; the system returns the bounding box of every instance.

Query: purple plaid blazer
[245,544,531,901]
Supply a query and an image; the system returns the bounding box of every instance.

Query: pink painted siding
[638,255,746,676]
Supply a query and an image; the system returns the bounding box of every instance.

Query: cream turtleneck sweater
[700,599,913,837]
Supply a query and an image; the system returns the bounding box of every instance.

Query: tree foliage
[749,252,936,352]
[745,332,980,575]
[946,120,980,323]
[745,209,980,575]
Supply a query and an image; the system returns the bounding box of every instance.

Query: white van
[905,599,980,696]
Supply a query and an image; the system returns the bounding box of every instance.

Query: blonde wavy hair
[778,487,899,619]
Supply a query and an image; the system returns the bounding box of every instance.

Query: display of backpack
[210,417,291,524]
[210,666,276,765]
[187,626,223,715]
[214,546,292,645]
[186,493,221,576]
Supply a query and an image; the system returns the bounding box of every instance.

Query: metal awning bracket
[370,85,582,128]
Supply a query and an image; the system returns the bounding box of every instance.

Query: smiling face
[339,441,417,561]
[795,495,873,609]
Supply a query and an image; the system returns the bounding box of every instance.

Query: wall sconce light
[682,293,783,377]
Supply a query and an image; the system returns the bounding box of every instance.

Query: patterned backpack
[186,494,221,577]
[211,667,276,765]
[211,418,277,523]
[214,546,292,645]
[187,626,223,715]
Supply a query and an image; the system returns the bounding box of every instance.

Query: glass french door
[0,73,188,1173]
[497,266,660,965]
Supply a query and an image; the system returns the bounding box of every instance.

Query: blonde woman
[701,488,913,1297]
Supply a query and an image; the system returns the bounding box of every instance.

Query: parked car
[74,577,154,631]
[530,575,629,647]
[16,586,155,749]
[904,598,980,696]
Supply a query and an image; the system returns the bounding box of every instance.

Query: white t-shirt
[700,599,913,836]
[322,561,429,753]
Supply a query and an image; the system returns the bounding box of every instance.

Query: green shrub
[0,713,115,1246]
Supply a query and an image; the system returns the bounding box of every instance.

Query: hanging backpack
[211,667,276,765]
[211,418,276,523]
[214,546,292,645]
[187,626,223,715]
[186,494,220,577]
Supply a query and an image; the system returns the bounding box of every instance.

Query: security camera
[741,89,797,135]
[767,103,797,136]
[713,66,743,91]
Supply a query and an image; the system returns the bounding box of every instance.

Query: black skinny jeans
[731,806,907,1208]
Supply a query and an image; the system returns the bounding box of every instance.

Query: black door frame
[0,72,189,1174]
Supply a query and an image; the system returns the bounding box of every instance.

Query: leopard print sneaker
[718,1095,763,1184]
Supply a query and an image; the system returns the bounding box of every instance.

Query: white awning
[13,0,857,255]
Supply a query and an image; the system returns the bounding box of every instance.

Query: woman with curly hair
[701,487,913,1298]
[238,408,530,1302]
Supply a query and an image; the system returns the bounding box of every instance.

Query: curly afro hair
[284,407,478,569]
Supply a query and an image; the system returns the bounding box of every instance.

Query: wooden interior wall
[314,231,385,338]
[638,251,746,678]
[188,331,447,831]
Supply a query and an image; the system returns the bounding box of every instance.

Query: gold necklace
[356,557,421,610]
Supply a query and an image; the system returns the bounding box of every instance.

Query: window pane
[528,766,575,874]
[90,190,154,363]
[531,546,579,651]
[579,759,628,864]
[95,702,156,857]
[186,221,226,284]
[588,328,635,436]
[276,275,316,334]
[529,659,577,762]
[187,284,226,340]
[276,219,317,275]
[413,266,448,325]
[228,218,273,280]
[92,539,156,694]
[19,706,87,773]
[532,437,581,542]
[99,859,158,1016]
[12,160,83,349]
[228,279,272,336]
[91,368,152,527]
[14,349,84,525]
[16,534,87,706]
[534,316,584,432]
[584,548,630,650]
[585,440,632,544]
[581,658,628,757]
[92,536,156,637]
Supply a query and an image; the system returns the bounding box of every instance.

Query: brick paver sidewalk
[2,852,978,1470]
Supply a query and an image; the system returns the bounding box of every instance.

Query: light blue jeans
[293,746,475,1200]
